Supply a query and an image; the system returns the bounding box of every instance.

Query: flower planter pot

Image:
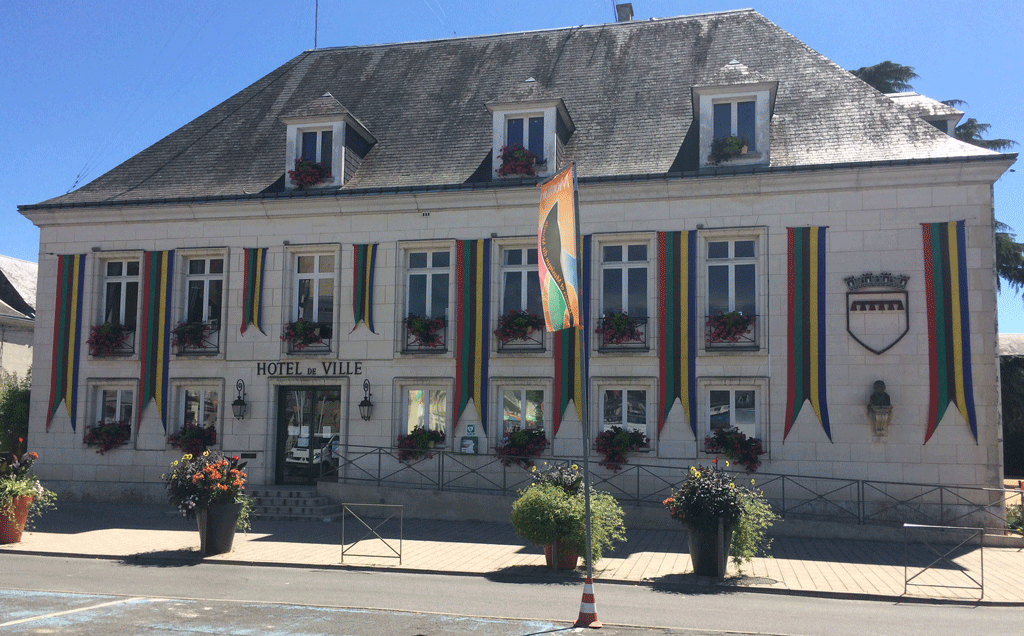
[0,495,33,544]
[686,520,733,578]
[543,540,580,570]
[197,502,242,556]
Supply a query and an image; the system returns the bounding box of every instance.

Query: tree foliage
[850,61,919,93]
[0,370,31,454]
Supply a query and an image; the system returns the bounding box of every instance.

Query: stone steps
[249,486,344,522]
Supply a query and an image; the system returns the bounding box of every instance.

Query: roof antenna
[314,0,319,49]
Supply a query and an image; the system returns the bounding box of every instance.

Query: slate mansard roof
[26,9,1004,210]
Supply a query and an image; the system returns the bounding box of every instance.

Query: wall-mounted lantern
[358,379,373,421]
[232,379,248,420]
[867,380,892,436]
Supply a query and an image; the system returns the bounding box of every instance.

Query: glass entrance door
[276,386,342,485]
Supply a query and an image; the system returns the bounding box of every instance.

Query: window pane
[432,251,449,268]
[188,260,205,275]
[317,278,333,323]
[118,391,133,423]
[429,390,446,433]
[526,273,542,317]
[105,282,121,323]
[407,390,425,433]
[503,271,522,313]
[713,103,732,140]
[507,118,524,148]
[708,265,729,315]
[184,389,201,426]
[107,262,122,276]
[627,266,647,315]
[603,245,622,262]
[708,241,729,259]
[734,390,756,436]
[408,274,427,316]
[187,281,205,323]
[297,279,313,321]
[525,390,544,428]
[126,261,139,276]
[735,264,756,314]
[503,390,522,429]
[626,390,646,428]
[526,248,537,265]
[409,252,428,269]
[528,117,544,158]
[208,280,222,325]
[297,255,315,274]
[603,390,622,427]
[737,101,756,151]
[602,268,622,314]
[319,254,334,273]
[627,244,647,261]
[302,132,317,160]
[124,282,138,328]
[504,248,522,266]
[735,240,755,258]
[710,390,731,430]
[430,273,448,318]
[320,129,333,172]
[203,391,219,427]
[102,390,118,422]
[209,258,224,274]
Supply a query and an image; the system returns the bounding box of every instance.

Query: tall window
[602,387,648,435]
[707,239,756,316]
[502,388,544,433]
[300,129,333,172]
[407,250,449,319]
[601,243,648,317]
[713,100,756,151]
[294,254,334,324]
[501,247,542,317]
[506,116,544,159]
[708,387,758,439]
[405,388,447,436]
[185,257,223,328]
[181,387,219,431]
[103,259,139,329]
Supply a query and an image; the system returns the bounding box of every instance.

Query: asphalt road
[2,554,1017,635]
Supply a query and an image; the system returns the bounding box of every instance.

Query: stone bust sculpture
[869,380,891,408]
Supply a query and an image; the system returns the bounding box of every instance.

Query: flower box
[496,144,543,177]
[83,419,131,454]
[707,135,749,166]
[495,426,549,468]
[288,158,332,189]
[594,426,649,471]
[395,426,445,462]
[282,319,332,352]
[405,314,446,351]
[705,311,756,345]
[87,322,132,356]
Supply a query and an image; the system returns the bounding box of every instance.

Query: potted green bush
[663,460,776,576]
[510,463,625,569]
[1,447,57,544]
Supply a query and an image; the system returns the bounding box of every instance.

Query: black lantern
[232,379,247,420]
[358,379,373,421]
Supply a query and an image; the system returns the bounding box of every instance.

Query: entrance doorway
[276,386,342,485]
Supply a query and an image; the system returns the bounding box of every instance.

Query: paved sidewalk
[3,502,1021,605]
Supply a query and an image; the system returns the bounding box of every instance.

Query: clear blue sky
[2,1,1020,327]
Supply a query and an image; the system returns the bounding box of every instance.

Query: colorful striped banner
[923,220,977,443]
[138,250,175,431]
[553,235,591,437]
[453,239,490,433]
[46,254,86,431]
[658,231,697,438]
[351,244,378,333]
[241,247,267,335]
[784,227,831,441]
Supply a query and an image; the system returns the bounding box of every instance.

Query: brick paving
[3,502,1021,605]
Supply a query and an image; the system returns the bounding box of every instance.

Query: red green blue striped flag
[139,250,174,431]
[658,231,697,438]
[454,239,490,432]
[47,254,86,431]
[553,235,590,437]
[351,244,377,333]
[922,220,977,443]
[241,247,267,334]
[785,227,831,441]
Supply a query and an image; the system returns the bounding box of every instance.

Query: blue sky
[2,1,1020,327]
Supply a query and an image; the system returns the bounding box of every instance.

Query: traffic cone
[573,577,602,628]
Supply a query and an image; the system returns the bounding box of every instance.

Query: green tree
[850,61,919,93]
[0,370,31,454]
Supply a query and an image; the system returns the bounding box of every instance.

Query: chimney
[615,3,634,22]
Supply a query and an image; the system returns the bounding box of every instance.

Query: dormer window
[281,93,376,190]
[692,61,777,169]
[506,116,545,161]
[487,79,574,179]
[300,129,333,173]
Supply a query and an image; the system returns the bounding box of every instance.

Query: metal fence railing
[326,445,1024,531]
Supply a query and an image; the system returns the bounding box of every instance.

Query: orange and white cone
[573,577,602,628]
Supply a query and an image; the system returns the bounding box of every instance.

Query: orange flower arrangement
[163,451,249,523]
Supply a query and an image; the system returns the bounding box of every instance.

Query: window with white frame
[506,115,545,160]
[404,387,448,437]
[180,387,219,431]
[699,377,767,442]
[103,259,139,330]
[294,254,335,324]
[406,250,450,320]
[501,387,545,434]
[713,100,757,151]
[599,243,649,348]
[706,237,758,347]
[501,247,542,317]
[184,257,223,327]
[97,387,134,439]
[298,128,333,173]
[600,386,649,437]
